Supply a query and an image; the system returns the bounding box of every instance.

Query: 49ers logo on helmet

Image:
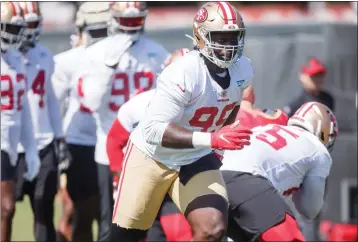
[195,8,208,23]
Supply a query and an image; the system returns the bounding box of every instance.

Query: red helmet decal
[195,8,208,23]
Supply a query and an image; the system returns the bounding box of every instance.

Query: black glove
[55,138,72,173]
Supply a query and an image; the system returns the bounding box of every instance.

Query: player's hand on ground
[211,125,252,150]
[24,151,41,181]
[55,138,72,173]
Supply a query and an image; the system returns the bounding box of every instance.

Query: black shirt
[283,90,335,117]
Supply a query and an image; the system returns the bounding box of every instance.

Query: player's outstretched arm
[142,78,251,150]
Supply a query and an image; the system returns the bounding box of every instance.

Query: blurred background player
[77,2,169,240]
[108,2,253,241]
[13,2,70,242]
[1,2,40,241]
[51,2,112,241]
[221,102,338,241]
[283,58,335,117]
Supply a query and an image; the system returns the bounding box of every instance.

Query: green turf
[12,196,98,241]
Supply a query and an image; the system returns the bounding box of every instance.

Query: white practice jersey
[130,51,254,170]
[17,44,63,152]
[117,89,155,133]
[1,49,37,164]
[221,124,332,199]
[80,34,169,164]
[52,46,97,146]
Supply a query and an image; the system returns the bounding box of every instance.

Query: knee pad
[105,223,147,242]
[259,213,306,242]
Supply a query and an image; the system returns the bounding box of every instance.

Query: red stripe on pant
[112,142,134,221]
[259,213,306,242]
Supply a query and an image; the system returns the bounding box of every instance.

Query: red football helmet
[109,1,148,40]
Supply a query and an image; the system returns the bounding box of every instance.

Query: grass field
[12,196,98,241]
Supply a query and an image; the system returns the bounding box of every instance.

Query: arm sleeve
[47,64,64,138]
[140,66,191,145]
[20,95,38,153]
[117,97,140,133]
[51,56,71,101]
[107,118,130,172]
[80,67,113,112]
[291,152,331,220]
[292,176,326,220]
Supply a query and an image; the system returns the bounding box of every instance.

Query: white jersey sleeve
[138,62,192,146]
[46,71,64,138]
[117,89,155,133]
[52,46,85,101]
[80,65,113,112]
[306,150,332,178]
[292,176,326,220]
[20,93,38,154]
[53,46,97,146]
[291,150,331,220]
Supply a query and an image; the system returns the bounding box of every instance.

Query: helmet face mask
[1,2,26,51]
[192,2,246,69]
[83,22,108,45]
[201,29,245,69]
[73,2,112,47]
[18,2,43,48]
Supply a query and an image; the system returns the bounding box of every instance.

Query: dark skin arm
[161,105,241,149]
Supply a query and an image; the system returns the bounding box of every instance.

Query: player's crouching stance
[221,102,338,241]
[108,2,253,242]
[1,2,40,241]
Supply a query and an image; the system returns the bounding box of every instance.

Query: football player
[13,2,70,241]
[51,2,112,241]
[107,80,289,241]
[107,2,253,241]
[1,2,40,241]
[77,2,170,240]
[221,102,338,241]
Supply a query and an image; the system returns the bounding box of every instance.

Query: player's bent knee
[1,196,15,220]
[259,213,305,242]
[186,194,228,241]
